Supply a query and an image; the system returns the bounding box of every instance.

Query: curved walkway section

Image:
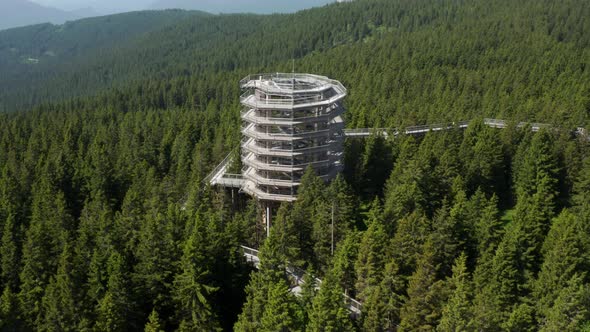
[240,245,363,316]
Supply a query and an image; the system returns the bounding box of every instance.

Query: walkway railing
[206,118,589,186]
[239,245,363,316]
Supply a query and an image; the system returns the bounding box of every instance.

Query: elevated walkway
[203,148,244,188]
[240,245,362,316]
[206,118,589,191]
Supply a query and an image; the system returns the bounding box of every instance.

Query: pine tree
[172,217,220,332]
[39,242,78,331]
[437,253,473,332]
[95,252,132,332]
[573,155,590,229]
[133,196,177,312]
[354,198,388,300]
[472,193,503,259]
[540,275,590,332]
[330,232,360,299]
[0,286,19,331]
[260,280,304,332]
[291,166,326,265]
[512,130,560,276]
[269,203,300,267]
[362,260,405,331]
[235,227,290,332]
[144,309,164,332]
[534,210,589,323]
[383,158,427,222]
[399,239,448,332]
[390,211,430,276]
[306,272,354,332]
[299,267,318,322]
[359,134,392,197]
[430,195,468,278]
[471,222,526,331]
[0,213,19,289]
[311,198,333,272]
[459,119,505,196]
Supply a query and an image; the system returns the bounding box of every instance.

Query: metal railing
[241,107,344,125]
[239,245,363,315]
[240,73,347,96]
[203,148,237,184]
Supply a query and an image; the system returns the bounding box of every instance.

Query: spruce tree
[133,196,177,314]
[471,222,526,331]
[0,286,19,331]
[260,280,304,332]
[512,130,560,277]
[291,166,326,265]
[354,198,388,300]
[39,242,78,331]
[306,272,354,332]
[172,221,220,332]
[437,253,473,332]
[459,119,505,196]
[390,211,430,277]
[540,275,590,332]
[95,252,132,332]
[0,213,19,289]
[534,210,589,323]
[144,309,164,332]
[399,239,448,332]
[362,260,405,331]
[235,226,290,332]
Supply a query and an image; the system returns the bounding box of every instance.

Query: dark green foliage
[361,260,405,331]
[307,272,354,332]
[540,275,590,332]
[38,242,78,332]
[437,253,473,332]
[0,286,19,330]
[144,309,164,332]
[534,210,590,327]
[399,240,449,331]
[0,0,589,330]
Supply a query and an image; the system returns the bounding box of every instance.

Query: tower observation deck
[239,73,347,202]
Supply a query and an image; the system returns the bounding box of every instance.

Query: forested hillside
[1,0,590,331]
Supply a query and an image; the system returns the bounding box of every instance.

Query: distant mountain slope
[0,0,588,127]
[150,0,335,14]
[0,10,208,61]
[0,0,78,31]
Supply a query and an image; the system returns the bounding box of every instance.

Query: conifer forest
[1,0,590,331]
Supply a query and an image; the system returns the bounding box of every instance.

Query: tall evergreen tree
[0,213,19,290]
[437,253,473,332]
[38,242,78,332]
[534,210,590,323]
[354,198,388,300]
[399,239,448,331]
[512,130,560,278]
[291,166,326,265]
[260,280,304,332]
[172,216,220,331]
[0,286,19,331]
[361,260,405,331]
[306,272,354,332]
[539,275,590,332]
[144,309,164,332]
[95,252,132,332]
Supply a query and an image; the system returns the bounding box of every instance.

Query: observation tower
[239,73,347,202]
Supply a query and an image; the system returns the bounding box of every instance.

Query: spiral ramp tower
[239,73,347,203]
